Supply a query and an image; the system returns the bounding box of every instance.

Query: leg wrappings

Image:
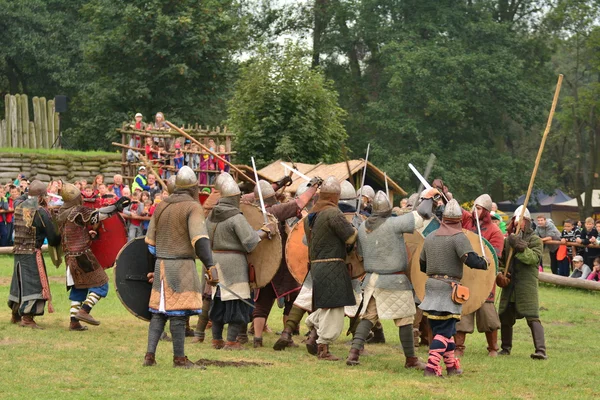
[147,314,167,354]
[170,316,187,358]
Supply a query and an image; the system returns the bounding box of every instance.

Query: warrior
[205,175,275,350]
[419,199,488,377]
[143,166,216,368]
[58,182,129,330]
[497,206,546,360]
[346,190,437,369]
[250,178,321,348]
[356,185,374,216]
[8,180,61,329]
[455,194,504,357]
[304,176,357,360]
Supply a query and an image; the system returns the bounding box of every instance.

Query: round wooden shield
[344,213,366,279]
[410,229,499,316]
[90,214,128,269]
[285,217,309,284]
[240,203,282,289]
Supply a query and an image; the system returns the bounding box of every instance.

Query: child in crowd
[576,217,599,267]
[145,137,154,161]
[123,191,145,241]
[217,144,230,173]
[586,257,600,282]
[188,144,200,172]
[570,255,592,279]
[559,219,580,276]
[174,141,184,171]
[142,199,154,234]
[0,186,13,246]
[82,185,98,207]
[207,139,216,184]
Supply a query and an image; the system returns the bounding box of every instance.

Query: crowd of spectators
[125,112,230,184]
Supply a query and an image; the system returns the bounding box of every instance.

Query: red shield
[90,214,128,269]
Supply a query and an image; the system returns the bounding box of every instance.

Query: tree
[64,0,247,150]
[228,45,347,166]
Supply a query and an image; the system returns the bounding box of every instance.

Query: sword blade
[384,172,389,198]
[281,162,310,181]
[408,163,432,191]
[217,283,255,308]
[251,157,269,225]
[474,207,486,256]
[357,143,370,215]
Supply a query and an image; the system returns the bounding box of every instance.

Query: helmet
[220,176,241,197]
[320,176,341,194]
[372,191,392,214]
[215,172,233,192]
[513,205,531,222]
[357,185,375,201]
[60,182,81,203]
[340,181,356,200]
[28,180,47,197]
[254,180,275,200]
[474,194,492,211]
[296,182,311,198]
[166,176,177,194]
[442,199,462,220]
[175,166,197,189]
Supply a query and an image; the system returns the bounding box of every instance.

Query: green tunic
[498,231,543,319]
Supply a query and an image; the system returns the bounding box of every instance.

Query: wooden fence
[0,94,60,149]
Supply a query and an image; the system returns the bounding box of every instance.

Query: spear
[356,143,370,215]
[251,157,269,225]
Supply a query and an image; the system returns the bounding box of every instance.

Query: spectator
[2,185,19,245]
[570,255,592,279]
[123,191,145,241]
[144,137,155,161]
[0,186,13,246]
[207,139,217,184]
[111,174,126,198]
[188,144,200,172]
[146,174,161,201]
[131,112,146,130]
[80,179,88,189]
[576,217,600,267]
[400,198,408,208]
[131,166,150,193]
[150,112,170,130]
[98,184,117,206]
[161,189,169,199]
[559,219,580,277]
[586,257,600,282]
[82,185,97,207]
[122,186,131,199]
[217,144,230,173]
[174,141,184,171]
[142,199,153,234]
[19,179,29,194]
[13,173,26,186]
[535,215,562,275]
[92,174,104,195]
[596,220,600,234]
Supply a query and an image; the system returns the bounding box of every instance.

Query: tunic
[145,193,208,315]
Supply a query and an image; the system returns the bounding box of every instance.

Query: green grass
[0,255,598,399]
[0,147,118,157]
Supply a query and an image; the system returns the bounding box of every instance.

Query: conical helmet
[254,180,275,199]
[220,176,241,197]
[372,191,391,214]
[28,180,47,197]
[175,166,197,189]
[60,182,81,203]
[215,172,233,192]
[357,185,375,201]
[513,205,531,222]
[442,199,462,220]
[474,194,492,211]
[340,181,356,200]
[320,176,341,194]
[166,176,177,194]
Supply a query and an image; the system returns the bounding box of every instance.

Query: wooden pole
[21,94,29,148]
[165,121,255,184]
[502,74,563,277]
[538,272,600,291]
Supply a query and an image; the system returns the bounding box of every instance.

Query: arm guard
[463,252,488,270]
[194,237,214,268]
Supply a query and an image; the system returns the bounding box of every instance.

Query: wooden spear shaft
[165,121,255,184]
[502,74,563,277]
[111,142,167,190]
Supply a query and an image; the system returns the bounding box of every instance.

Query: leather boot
[305,328,318,355]
[10,311,21,324]
[346,348,361,366]
[212,339,225,349]
[224,341,246,351]
[273,327,293,351]
[69,321,88,331]
[173,356,204,369]
[237,333,249,344]
[75,309,100,326]
[143,352,156,366]
[19,315,43,329]
[317,344,340,361]
[486,331,499,357]
[454,332,466,357]
[191,333,205,343]
[423,367,444,379]
[366,323,386,344]
[499,325,512,356]
[528,320,548,360]
[253,337,263,348]
[405,356,426,370]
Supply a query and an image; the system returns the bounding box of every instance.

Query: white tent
[554,190,600,207]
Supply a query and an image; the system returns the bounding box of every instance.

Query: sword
[408,163,449,202]
[417,153,436,193]
[473,206,486,257]
[357,143,370,215]
[384,172,389,198]
[251,157,269,225]
[281,162,311,181]
[216,282,255,308]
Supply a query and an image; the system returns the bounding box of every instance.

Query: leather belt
[311,258,345,263]
[392,271,406,275]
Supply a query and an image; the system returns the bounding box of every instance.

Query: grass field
[0,255,598,400]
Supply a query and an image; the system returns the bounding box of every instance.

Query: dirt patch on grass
[550,321,575,326]
[195,359,272,368]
